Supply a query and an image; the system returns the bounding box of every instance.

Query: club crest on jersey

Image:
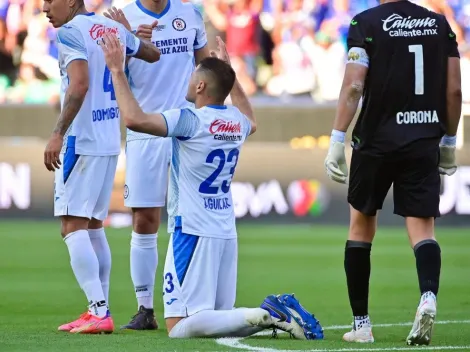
[124,184,129,199]
[209,119,242,141]
[172,18,186,31]
[89,24,119,40]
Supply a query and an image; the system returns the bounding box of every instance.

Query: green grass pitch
[1,221,469,351]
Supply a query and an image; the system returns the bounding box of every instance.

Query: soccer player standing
[101,33,324,340]
[43,0,160,334]
[324,0,461,345]
[104,0,210,330]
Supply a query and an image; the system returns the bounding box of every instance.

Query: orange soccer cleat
[70,311,114,334]
[58,311,90,332]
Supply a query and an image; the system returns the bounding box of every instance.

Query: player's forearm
[231,79,256,132]
[53,86,87,137]
[111,70,147,130]
[333,82,363,132]
[446,85,462,137]
[135,40,161,63]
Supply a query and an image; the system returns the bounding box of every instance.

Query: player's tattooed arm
[333,61,368,132]
[134,39,160,63]
[53,61,89,136]
[44,60,88,171]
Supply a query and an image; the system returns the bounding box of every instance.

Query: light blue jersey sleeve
[123,26,141,57]
[192,5,207,50]
[57,25,88,68]
[242,115,252,138]
[162,108,199,139]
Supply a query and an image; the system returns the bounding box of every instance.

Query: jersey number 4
[103,67,116,100]
[408,45,424,95]
[199,148,240,195]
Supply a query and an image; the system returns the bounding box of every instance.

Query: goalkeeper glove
[439,135,457,176]
[324,130,348,184]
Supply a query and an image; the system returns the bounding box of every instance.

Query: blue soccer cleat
[261,293,324,340]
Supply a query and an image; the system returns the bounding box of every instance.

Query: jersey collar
[207,105,227,110]
[136,0,171,19]
[78,12,95,16]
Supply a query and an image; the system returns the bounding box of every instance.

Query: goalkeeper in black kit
[323,0,462,346]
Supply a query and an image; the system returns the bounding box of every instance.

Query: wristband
[331,129,346,143]
[441,134,456,147]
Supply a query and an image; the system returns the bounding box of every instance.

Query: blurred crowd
[0,0,469,104]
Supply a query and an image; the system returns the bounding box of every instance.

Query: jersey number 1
[103,66,116,100]
[408,45,424,95]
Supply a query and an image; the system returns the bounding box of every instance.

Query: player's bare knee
[88,218,103,230]
[60,215,89,237]
[132,207,161,234]
[348,206,376,242]
[406,217,436,248]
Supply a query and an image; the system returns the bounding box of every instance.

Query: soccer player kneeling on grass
[324,0,461,346]
[100,33,324,340]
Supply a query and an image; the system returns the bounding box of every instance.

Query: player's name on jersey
[152,37,189,55]
[396,110,439,125]
[382,14,438,37]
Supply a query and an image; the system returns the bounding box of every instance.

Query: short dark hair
[197,57,236,102]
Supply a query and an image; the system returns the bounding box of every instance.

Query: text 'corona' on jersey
[396,110,439,125]
[382,14,438,37]
[209,119,242,142]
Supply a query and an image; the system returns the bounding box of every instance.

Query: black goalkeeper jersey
[348,0,460,154]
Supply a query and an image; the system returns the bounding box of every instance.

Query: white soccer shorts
[54,152,118,221]
[163,229,238,318]
[124,138,171,208]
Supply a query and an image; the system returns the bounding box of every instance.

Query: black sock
[414,239,441,296]
[344,240,372,317]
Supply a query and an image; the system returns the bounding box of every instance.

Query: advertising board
[1,138,469,226]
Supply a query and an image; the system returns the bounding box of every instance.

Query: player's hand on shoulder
[135,21,158,41]
[44,134,63,172]
[439,135,458,176]
[99,33,124,73]
[104,7,131,31]
[210,36,231,66]
[324,131,348,184]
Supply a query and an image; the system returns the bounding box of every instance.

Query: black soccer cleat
[120,306,158,331]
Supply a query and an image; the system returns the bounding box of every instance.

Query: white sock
[88,228,111,304]
[64,230,107,318]
[354,315,371,330]
[169,308,268,338]
[130,232,157,309]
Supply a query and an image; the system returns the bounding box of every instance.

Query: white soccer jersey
[163,105,251,239]
[122,0,208,142]
[57,13,141,156]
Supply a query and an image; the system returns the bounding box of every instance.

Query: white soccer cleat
[406,292,437,346]
[343,326,375,343]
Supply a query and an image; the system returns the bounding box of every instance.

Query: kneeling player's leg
[164,233,271,338]
[344,151,393,342]
[394,149,440,345]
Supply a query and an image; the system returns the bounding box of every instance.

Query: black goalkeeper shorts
[347,140,441,218]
